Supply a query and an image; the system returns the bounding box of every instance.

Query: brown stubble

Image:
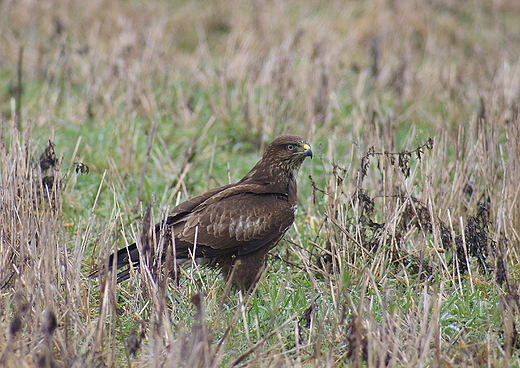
[1,0,520,366]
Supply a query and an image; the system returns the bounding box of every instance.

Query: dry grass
[1,0,520,366]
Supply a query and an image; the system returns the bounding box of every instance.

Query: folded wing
[169,191,295,259]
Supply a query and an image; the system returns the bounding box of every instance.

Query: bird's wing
[167,186,295,258]
[166,183,236,220]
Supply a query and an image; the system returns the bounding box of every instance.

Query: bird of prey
[93,135,312,291]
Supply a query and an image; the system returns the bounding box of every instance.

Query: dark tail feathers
[89,243,140,283]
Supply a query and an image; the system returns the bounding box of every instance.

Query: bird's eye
[286,144,295,151]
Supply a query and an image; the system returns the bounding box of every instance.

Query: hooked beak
[303,143,313,159]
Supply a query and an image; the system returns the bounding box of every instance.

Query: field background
[1,0,520,367]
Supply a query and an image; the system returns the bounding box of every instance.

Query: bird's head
[240,135,312,185]
[262,135,313,172]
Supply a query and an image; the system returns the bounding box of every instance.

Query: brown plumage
[94,135,312,291]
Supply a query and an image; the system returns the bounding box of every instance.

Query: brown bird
[94,135,312,291]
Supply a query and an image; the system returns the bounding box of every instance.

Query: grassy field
[1,0,520,366]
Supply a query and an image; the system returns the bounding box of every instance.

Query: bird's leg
[224,247,271,292]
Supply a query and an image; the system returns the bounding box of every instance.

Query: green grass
[1,0,520,367]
